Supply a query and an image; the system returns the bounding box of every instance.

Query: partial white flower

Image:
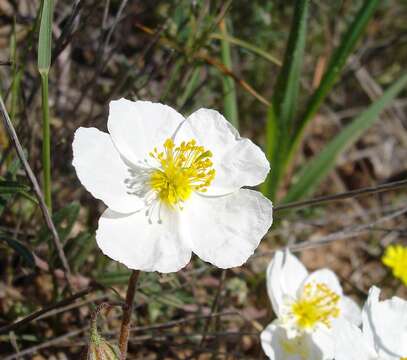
[260,249,361,360]
[72,99,273,273]
[335,286,407,360]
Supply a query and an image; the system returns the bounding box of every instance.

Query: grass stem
[40,72,52,212]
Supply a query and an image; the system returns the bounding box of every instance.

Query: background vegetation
[0,0,406,358]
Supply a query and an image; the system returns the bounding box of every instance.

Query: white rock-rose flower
[335,286,407,360]
[261,249,361,360]
[72,99,273,273]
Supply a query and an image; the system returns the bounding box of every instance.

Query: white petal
[266,249,308,317]
[72,127,144,213]
[266,250,285,317]
[310,329,335,360]
[364,286,407,357]
[260,322,278,359]
[361,287,376,350]
[301,269,343,297]
[107,99,185,165]
[183,189,272,268]
[333,318,377,360]
[281,249,309,299]
[340,296,362,326]
[177,108,270,195]
[96,208,191,273]
[261,321,328,360]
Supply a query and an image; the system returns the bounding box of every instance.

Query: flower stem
[40,72,52,212]
[119,270,140,359]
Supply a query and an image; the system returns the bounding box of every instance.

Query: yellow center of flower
[149,138,215,206]
[382,244,407,286]
[291,282,340,330]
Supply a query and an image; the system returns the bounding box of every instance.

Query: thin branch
[0,94,73,291]
[256,205,407,258]
[199,270,227,348]
[274,179,407,213]
[119,270,140,360]
[0,285,100,334]
[128,311,238,334]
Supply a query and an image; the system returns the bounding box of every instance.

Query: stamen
[148,138,215,207]
[290,282,340,331]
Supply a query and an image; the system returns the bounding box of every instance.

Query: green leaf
[37,202,80,243]
[53,202,80,241]
[0,235,35,267]
[0,180,29,194]
[37,0,54,74]
[177,67,201,109]
[96,270,131,286]
[220,19,239,130]
[291,0,380,156]
[264,0,309,200]
[68,232,95,272]
[283,73,407,204]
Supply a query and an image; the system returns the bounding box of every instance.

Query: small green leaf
[283,73,407,203]
[0,180,29,194]
[37,202,80,243]
[37,0,54,74]
[68,232,96,272]
[0,235,35,267]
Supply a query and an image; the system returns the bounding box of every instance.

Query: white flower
[261,249,361,360]
[335,286,407,360]
[72,99,273,273]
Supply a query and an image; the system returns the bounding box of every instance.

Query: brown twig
[119,270,140,360]
[273,179,407,213]
[0,94,73,291]
[131,311,238,334]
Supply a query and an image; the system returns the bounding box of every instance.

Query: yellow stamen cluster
[149,138,215,206]
[291,282,340,330]
[382,244,407,286]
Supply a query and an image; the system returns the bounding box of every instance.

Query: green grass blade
[40,73,52,211]
[283,73,407,204]
[210,32,281,66]
[220,19,238,129]
[160,60,183,102]
[37,0,54,74]
[177,67,201,109]
[37,0,54,211]
[264,0,309,200]
[291,0,380,155]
